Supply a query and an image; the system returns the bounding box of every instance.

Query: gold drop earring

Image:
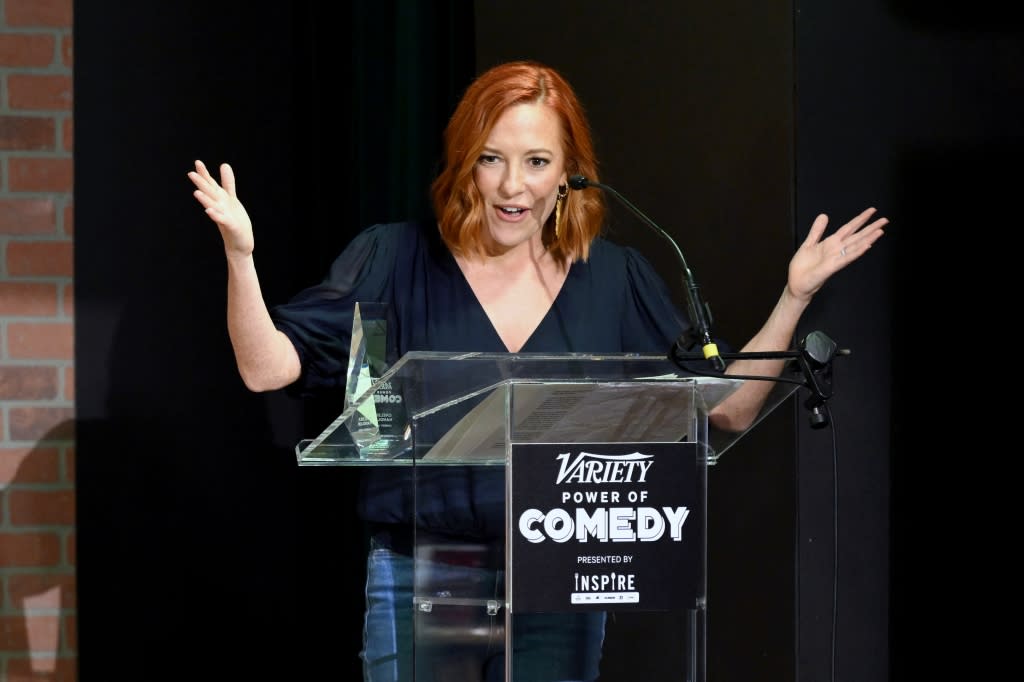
[555,184,568,239]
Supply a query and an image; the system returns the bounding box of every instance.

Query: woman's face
[472,102,568,255]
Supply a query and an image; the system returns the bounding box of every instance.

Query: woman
[189,60,886,681]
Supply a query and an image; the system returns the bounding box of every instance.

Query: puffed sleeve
[269,223,399,397]
[619,246,731,361]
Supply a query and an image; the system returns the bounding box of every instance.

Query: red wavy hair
[431,60,605,263]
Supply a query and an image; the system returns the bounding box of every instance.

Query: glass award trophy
[343,302,409,458]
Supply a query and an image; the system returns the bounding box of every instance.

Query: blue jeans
[362,544,605,682]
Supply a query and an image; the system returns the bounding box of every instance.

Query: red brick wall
[0,0,76,679]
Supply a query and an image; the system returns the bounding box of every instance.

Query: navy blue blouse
[270,220,701,541]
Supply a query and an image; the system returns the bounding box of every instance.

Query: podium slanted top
[295,351,800,466]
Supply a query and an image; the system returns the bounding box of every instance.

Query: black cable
[668,352,808,388]
[676,340,842,681]
[824,401,838,682]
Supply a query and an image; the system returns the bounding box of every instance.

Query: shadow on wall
[70,256,367,678]
[73,278,301,678]
[1,420,77,681]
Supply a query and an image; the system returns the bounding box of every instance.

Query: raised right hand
[188,160,254,257]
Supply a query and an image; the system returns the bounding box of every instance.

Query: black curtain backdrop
[74,2,473,679]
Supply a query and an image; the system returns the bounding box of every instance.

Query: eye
[528,157,550,168]
[477,154,501,165]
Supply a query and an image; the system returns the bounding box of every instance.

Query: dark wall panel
[794,2,896,678]
[796,2,1023,681]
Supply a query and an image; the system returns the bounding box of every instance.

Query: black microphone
[568,174,726,372]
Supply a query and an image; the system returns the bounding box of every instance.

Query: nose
[499,164,524,197]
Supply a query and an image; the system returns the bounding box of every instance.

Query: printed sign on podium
[511,441,698,613]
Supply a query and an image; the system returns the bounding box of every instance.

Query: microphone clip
[797,331,846,429]
[669,330,849,430]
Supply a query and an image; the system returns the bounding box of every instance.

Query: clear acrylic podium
[296,351,799,681]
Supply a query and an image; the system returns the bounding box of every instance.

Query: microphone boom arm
[569,174,725,371]
[567,176,848,429]
[671,330,849,429]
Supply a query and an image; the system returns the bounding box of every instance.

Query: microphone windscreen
[568,174,589,190]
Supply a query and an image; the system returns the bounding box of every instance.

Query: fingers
[193,159,211,180]
[220,163,236,197]
[192,188,215,211]
[799,213,829,248]
[836,207,880,238]
[188,159,220,195]
[188,159,235,193]
[853,217,889,249]
[188,159,234,222]
[188,160,241,211]
[804,207,888,249]
[840,212,888,250]
[835,214,888,263]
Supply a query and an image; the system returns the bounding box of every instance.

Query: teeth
[500,207,524,214]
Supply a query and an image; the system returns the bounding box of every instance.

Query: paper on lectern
[422,379,740,461]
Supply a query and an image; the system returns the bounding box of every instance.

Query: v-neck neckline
[448,248,575,353]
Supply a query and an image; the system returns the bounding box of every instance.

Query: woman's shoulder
[585,235,652,272]
[339,219,439,262]
[584,235,676,299]
[354,219,434,246]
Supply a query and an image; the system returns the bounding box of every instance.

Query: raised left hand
[787,207,888,302]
